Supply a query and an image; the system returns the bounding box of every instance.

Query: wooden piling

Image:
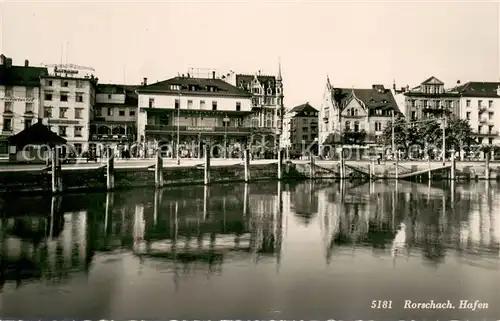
[106,147,115,190]
[309,154,315,179]
[450,150,456,180]
[339,147,345,179]
[51,147,62,193]
[277,148,283,180]
[428,157,432,181]
[244,149,250,182]
[155,149,164,188]
[204,145,211,185]
[485,152,490,180]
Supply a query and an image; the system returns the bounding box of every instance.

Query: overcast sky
[1,0,499,108]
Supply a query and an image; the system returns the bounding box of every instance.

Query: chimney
[143,77,147,86]
[212,71,216,79]
[5,58,12,68]
[0,54,5,65]
[24,59,29,67]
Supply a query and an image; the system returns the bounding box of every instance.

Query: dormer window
[382,100,387,103]
[170,85,181,91]
[267,87,272,95]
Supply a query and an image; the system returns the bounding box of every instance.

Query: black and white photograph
[0,0,499,320]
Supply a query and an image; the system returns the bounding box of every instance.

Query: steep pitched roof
[330,86,401,113]
[290,102,318,114]
[454,81,500,98]
[421,76,444,85]
[136,76,252,98]
[0,65,48,87]
[235,74,277,95]
[8,121,67,147]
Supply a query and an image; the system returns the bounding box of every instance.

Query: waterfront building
[318,77,400,155]
[454,81,500,146]
[281,102,319,157]
[403,76,460,122]
[136,72,253,158]
[391,81,409,117]
[90,83,139,156]
[40,64,98,154]
[222,66,285,154]
[0,54,47,154]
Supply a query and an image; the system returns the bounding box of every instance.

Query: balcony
[91,134,136,142]
[145,125,253,135]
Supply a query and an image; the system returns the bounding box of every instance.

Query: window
[302,135,308,141]
[375,122,382,131]
[44,92,53,100]
[45,79,53,86]
[76,93,84,103]
[252,97,259,106]
[119,109,125,116]
[60,93,68,102]
[489,100,493,108]
[345,121,351,131]
[411,111,416,120]
[96,108,102,117]
[175,99,180,109]
[466,100,471,107]
[25,103,33,113]
[59,126,67,137]
[107,108,113,116]
[410,100,415,108]
[44,107,52,118]
[74,143,83,154]
[76,80,84,88]
[489,138,493,145]
[253,87,260,94]
[74,126,82,137]
[489,112,494,120]
[129,110,136,116]
[466,112,471,120]
[2,118,12,132]
[302,127,308,132]
[26,88,34,98]
[24,118,32,130]
[354,121,360,132]
[170,85,180,91]
[478,100,483,107]
[489,125,494,134]
[4,102,12,112]
[149,98,155,108]
[187,100,193,109]
[423,100,428,108]
[236,102,241,111]
[212,101,217,110]
[200,100,205,109]
[62,80,69,87]
[108,94,112,99]
[59,107,68,118]
[75,108,83,119]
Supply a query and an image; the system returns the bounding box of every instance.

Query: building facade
[282,102,319,157]
[0,54,47,153]
[319,77,400,153]
[41,65,97,154]
[90,83,139,156]
[403,76,460,122]
[222,66,284,154]
[455,82,500,146]
[136,73,253,158]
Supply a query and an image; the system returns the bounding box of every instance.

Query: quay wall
[0,161,498,194]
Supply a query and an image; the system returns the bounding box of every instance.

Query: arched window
[354,109,358,116]
[350,109,355,116]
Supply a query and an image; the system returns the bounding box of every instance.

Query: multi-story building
[319,77,400,153]
[282,102,319,156]
[40,64,98,154]
[0,54,47,153]
[90,83,139,156]
[136,72,253,158]
[403,76,460,122]
[454,81,500,145]
[222,66,284,153]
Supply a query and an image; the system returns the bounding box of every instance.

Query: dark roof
[289,102,318,115]
[8,121,67,146]
[136,76,252,98]
[331,86,401,113]
[0,65,48,87]
[235,74,277,95]
[453,81,500,98]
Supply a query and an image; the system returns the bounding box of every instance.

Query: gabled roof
[136,76,252,98]
[421,76,444,85]
[0,65,48,87]
[8,120,67,146]
[290,102,318,114]
[330,86,401,113]
[235,74,277,95]
[454,81,500,98]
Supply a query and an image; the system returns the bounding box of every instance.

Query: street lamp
[176,91,181,165]
[223,115,230,159]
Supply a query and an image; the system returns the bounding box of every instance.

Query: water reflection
[1,180,500,319]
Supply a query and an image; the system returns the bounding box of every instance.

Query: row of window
[465,111,494,121]
[466,99,494,108]
[3,87,35,98]
[53,125,83,137]
[252,97,281,106]
[43,106,84,119]
[420,85,444,94]
[148,98,243,112]
[96,108,136,117]
[44,91,85,103]
[2,102,34,113]
[409,99,455,108]
[45,79,85,89]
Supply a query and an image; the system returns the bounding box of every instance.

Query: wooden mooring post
[204,145,211,185]
[339,147,345,179]
[485,152,490,180]
[277,148,283,180]
[309,154,315,179]
[51,146,63,193]
[428,157,432,181]
[155,149,164,188]
[106,147,115,190]
[450,149,456,180]
[244,149,250,182]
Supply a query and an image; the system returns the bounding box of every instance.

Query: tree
[342,129,366,145]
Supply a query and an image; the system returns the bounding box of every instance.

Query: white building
[40,64,98,154]
[136,73,253,158]
[455,82,500,146]
[0,54,47,154]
